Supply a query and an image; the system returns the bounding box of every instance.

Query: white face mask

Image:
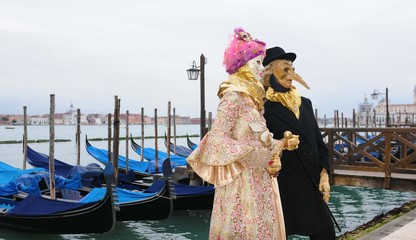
[247,55,264,81]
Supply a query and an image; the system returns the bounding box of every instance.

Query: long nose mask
[272,61,310,90]
[289,71,310,90]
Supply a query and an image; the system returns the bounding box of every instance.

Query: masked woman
[262,46,336,240]
[187,28,296,240]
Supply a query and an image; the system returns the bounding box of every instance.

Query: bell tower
[414,85,416,104]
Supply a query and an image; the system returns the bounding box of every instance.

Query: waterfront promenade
[359,207,416,240]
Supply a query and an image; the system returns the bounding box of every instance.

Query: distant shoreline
[0,134,199,144]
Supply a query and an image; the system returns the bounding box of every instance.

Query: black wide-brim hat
[262,46,296,66]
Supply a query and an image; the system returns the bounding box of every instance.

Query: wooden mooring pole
[141,107,144,161]
[125,110,129,172]
[154,108,158,173]
[49,94,56,200]
[107,114,112,163]
[76,108,81,165]
[113,96,120,182]
[167,101,171,159]
[22,106,27,170]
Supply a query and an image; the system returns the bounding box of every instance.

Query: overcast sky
[1,0,415,118]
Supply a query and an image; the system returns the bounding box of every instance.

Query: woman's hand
[266,153,281,176]
[282,131,299,151]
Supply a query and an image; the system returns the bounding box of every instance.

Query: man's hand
[319,169,330,203]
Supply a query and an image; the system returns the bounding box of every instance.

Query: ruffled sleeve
[187,92,254,187]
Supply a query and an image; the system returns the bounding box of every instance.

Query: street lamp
[371,87,389,127]
[187,54,207,140]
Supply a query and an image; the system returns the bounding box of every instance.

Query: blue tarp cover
[26,146,74,177]
[0,161,46,196]
[87,143,184,174]
[144,180,214,196]
[6,194,96,216]
[67,164,104,188]
[117,187,158,203]
[135,146,187,166]
[79,187,107,203]
[15,172,82,195]
[0,161,45,184]
[168,144,193,157]
[86,144,150,172]
[25,146,106,188]
[0,181,18,197]
[174,183,214,196]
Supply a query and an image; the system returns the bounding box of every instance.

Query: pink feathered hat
[223,28,266,74]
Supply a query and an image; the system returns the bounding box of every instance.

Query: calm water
[1,125,416,240]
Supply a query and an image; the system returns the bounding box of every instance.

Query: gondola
[164,134,193,158]
[130,137,214,210]
[186,134,198,150]
[85,137,153,179]
[90,137,214,210]
[113,162,173,221]
[129,136,187,167]
[25,145,174,221]
[0,161,117,234]
[26,145,105,188]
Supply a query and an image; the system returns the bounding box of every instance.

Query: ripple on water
[330,185,416,235]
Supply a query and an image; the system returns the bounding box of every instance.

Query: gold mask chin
[272,60,310,90]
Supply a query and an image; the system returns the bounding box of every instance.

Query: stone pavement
[358,207,416,240]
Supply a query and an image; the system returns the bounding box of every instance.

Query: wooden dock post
[154,108,158,173]
[384,129,392,189]
[141,107,144,161]
[125,110,129,172]
[167,101,171,158]
[23,106,28,170]
[107,114,112,163]
[173,107,177,155]
[49,94,56,200]
[76,108,81,165]
[112,96,120,181]
[352,109,356,127]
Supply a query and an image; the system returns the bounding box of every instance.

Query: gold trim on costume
[217,65,265,111]
[266,86,301,119]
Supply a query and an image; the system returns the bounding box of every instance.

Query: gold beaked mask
[272,60,310,90]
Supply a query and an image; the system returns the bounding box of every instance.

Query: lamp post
[187,54,207,140]
[371,87,389,127]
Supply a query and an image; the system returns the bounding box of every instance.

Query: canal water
[1,125,416,240]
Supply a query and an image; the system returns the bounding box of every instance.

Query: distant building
[357,95,374,126]
[30,115,49,125]
[359,85,416,126]
[0,102,197,126]
[87,114,104,125]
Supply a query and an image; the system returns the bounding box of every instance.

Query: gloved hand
[319,169,330,203]
[266,153,281,177]
[283,131,300,151]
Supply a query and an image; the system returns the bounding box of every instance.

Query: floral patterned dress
[187,91,285,240]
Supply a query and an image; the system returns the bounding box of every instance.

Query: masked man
[262,46,336,240]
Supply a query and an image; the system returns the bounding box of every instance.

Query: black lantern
[186,61,200,81]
